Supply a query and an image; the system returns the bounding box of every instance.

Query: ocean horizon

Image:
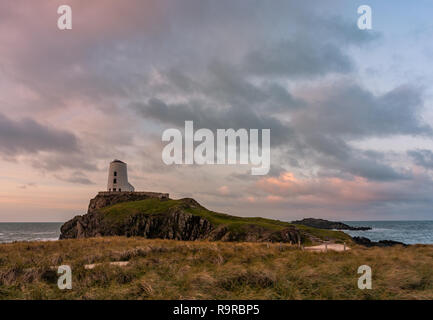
[342,220,433,245]
[0,222,62,244]
[0,221,432,244]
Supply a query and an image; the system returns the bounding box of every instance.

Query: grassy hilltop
[0,237,432,300]
[61,197,352,244]
[102,198,353,243]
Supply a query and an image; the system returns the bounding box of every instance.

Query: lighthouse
[107,159,135,192]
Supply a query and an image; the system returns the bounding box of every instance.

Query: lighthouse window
[113,178,117,184]
[114,171,117,176]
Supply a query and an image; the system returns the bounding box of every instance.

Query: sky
[1,1,433,222]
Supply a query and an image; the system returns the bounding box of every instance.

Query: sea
[343,221,433,245]
[0,221,432,244]
[0,223,62,244]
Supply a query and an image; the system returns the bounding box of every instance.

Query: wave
[33,237,58,242]
[31,232,58,235]
[0,237,58,244]
[369,228,392,232]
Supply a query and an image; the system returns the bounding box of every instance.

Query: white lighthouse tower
[107,159,135,192]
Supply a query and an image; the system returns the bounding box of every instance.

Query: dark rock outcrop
[292,218,371,231]
[61,207,214,240]
[353,236,407,247]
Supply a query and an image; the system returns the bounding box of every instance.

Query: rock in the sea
[292,218,371,231]
[353,236,407,247]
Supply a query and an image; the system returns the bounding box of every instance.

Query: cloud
[408,149,433,169]
[17,182,37,189]
[133,96,293,147]
[280,83,430,181]
[54,171,95,185]
[0,0,432,221]
[133,71,428,183]
[0,112,78,156]
[256,171,433,213]
[30,153,98,172]
[292,84,431,139]
[244,39,353,78]
[292,134,410,181]
[217,186,230,196]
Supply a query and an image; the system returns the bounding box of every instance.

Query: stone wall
[97,191,169,198]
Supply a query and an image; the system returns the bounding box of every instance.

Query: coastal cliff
[60,193,351,244]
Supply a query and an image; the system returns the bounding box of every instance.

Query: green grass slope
[99,198,351,244]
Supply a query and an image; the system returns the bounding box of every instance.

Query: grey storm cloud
[243,39,353,78]
[30,153,98,172]
[0,112,79,156]
[294,133,409,182]
[155,62,304,112]
[133,97,293,147]
[278,82,431,181]
[330,150,410,182]
[54,171,95,185]
[408,149,433,169]
[272,81,430,182]
[131,54,430,183]
[133,58,429,182]
[292,84,431,139]
[132,61,301,146]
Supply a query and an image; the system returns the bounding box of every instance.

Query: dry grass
[0,237,432,300]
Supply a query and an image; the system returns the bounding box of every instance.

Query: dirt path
[305,243,350,252]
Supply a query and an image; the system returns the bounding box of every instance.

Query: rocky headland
[59,192,351,245]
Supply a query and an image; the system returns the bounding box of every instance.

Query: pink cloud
[256,171,419,206]
[266,195,285,203]
[217,185,230,196]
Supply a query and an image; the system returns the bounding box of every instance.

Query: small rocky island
[291,218,407,247]
[352,236,407,247]
[61,160,351,244]
[60,192,351,245]
[292,218,371,231]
